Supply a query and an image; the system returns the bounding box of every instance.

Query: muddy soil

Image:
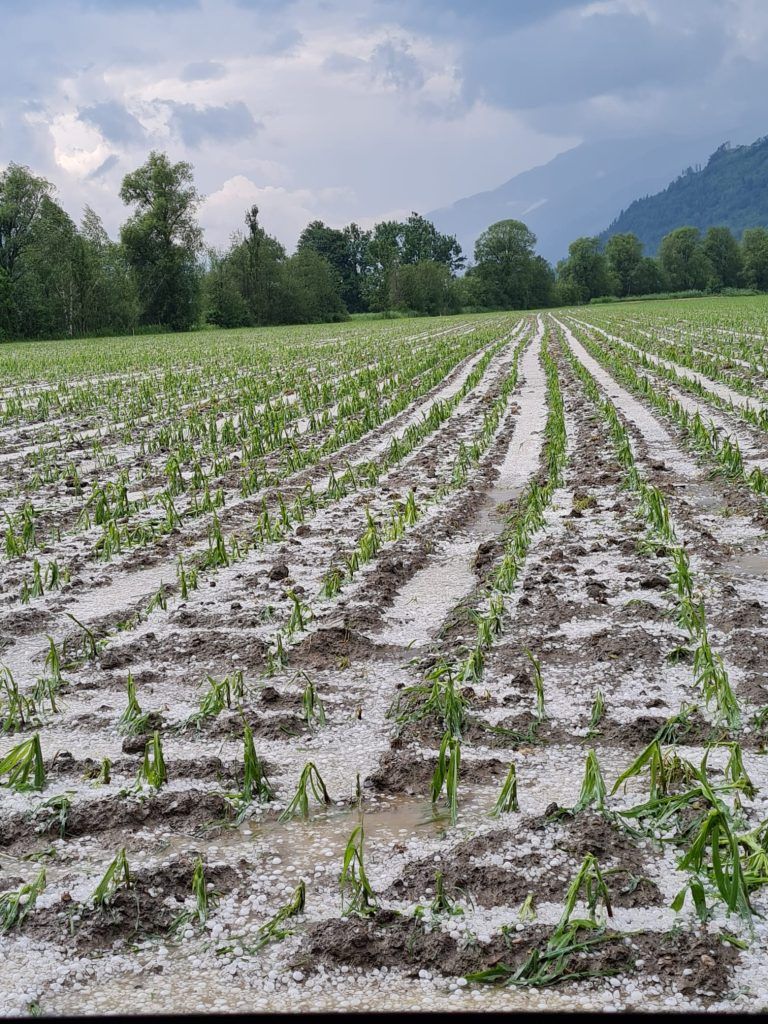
[2,311,768,1016]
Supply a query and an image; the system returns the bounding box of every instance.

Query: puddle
[473,486,525,537]
[675,480,724,512]
[721,552,768,577]
[160,791,464,877]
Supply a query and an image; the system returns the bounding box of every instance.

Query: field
[2,297,768,1014]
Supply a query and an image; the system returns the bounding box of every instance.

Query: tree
[73,207,138,335]
[204,222,282,329]
[203,208,347,327]
[529,255,556,308]
[400,213,463,271]
[364,219,402,311]
[297,220,361,312]
[551,277,582,306]
[120,151,203,330]
[359,213,462,311]
[604,233,643,296]
[230,205,286,325]
[280,249,348,323]
[0,164,55,337]
[203,248,249,328]
[21,197,80,337]
[658,227,711,291]
[628,257,666,296]
[389,261,459,315]
[472,220,548,309]
[0,170,136,340]
[0,268,12,339]
[702,226,742,289]
[343,222,372,312]
[741,227,768,289]
[557,237,612,302]
[0,164,53,284]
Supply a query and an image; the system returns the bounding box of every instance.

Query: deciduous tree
[741,227,768,289]
[658,227,711,291]
[120,151,203,330]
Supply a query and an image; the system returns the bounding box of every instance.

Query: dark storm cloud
[79,100,146,145]
[165,101,262,146]
[2,0,767,251]
[375,0,755,141]
[458,9,724,111]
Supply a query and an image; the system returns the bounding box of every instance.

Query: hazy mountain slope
[428,134,726,264]
[600,136,768,253]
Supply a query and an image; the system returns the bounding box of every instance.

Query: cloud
[322,52,367,74]
[1,0,198,8]
[374,0,586,36]
[233,0,298,10]
[267,29,303,55]
[79,100,146,145]
[201,174,354,250]
[78,0,199,8]
[456,5,725,117]
[363,0,755,142]
[369,39,425,91]
[4,0,766,256]
[180,60,227,82]
[88,153,121,179]
[165,101,262,147]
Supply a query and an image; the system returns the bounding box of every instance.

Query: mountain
[600,135,768,254]
[428,134,729,265]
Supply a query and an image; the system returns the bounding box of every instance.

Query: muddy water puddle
[158,792,466,877]
[473,485,525,537]
[719,551,768,578]
[675,479,725,512]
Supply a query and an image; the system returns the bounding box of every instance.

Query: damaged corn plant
[3,304,768,1013]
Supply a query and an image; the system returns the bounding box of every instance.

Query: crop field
[3,297,768,1014]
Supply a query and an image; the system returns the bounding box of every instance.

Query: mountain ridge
[427,132,740,264]
[599,135,768,253]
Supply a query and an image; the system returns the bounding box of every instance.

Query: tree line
[556,225,768,303]
[2,150,768,341]
[598,137,768,257]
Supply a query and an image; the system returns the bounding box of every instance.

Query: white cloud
[16,0,748,249]
[45,112,114,178]
[201,176,355,249]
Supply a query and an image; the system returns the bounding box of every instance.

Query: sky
[1,0,766,251]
